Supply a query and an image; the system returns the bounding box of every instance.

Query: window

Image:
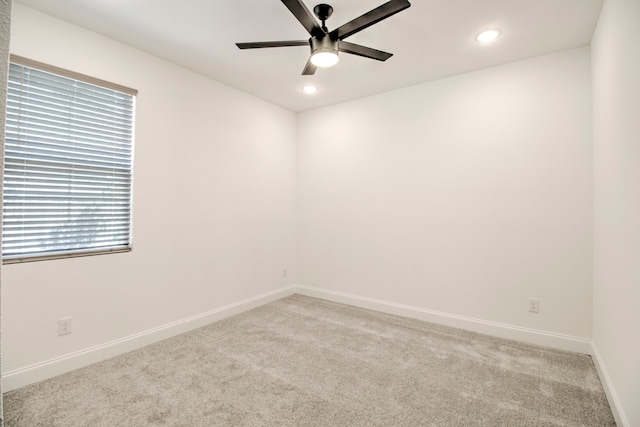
[3,56,136,263]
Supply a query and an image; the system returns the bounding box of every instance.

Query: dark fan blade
[339,41,392,61]
[281,0,325,37]
[236,40,309,49]
[302,58,317,75]
[329,0,411,41]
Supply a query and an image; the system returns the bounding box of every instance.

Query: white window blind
[3,57,136,263]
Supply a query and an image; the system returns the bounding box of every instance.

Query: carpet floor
[3,294,615,426]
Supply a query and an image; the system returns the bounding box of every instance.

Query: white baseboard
[295,285,592,354]
[1,284,595,394]
[2,285,297,392]
[590,343,629,427]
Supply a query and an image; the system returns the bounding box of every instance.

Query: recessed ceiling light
[475,29,501,43]
[302,85,318,94]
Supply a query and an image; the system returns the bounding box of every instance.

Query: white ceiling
[15,0,603,112]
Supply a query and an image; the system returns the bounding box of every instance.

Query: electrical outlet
[58,317,72,335]
[282,267,288,278]
[528,298,539,313]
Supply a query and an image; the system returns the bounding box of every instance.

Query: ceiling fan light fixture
[310,50,339,67]
[310,36,339,68]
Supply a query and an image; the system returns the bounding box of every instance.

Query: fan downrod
[313,4,333,30]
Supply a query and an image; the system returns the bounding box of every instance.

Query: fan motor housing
[310,35,338,53]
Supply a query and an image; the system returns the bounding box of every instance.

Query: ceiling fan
[236,0,411,75]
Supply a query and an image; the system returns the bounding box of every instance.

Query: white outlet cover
[58,317,72,335]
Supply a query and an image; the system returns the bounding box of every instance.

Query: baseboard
[2,285,297,392]
[590,343,630,427]
[2,284,594,393]
[295,285,592,354]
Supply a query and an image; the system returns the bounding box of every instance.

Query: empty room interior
[1,0,639,425]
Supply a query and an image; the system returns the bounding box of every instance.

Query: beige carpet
[3,294,615,426]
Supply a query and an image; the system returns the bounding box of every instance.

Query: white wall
[592,0,640,425]
[3,3,297,387]
[297,48,593,343]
